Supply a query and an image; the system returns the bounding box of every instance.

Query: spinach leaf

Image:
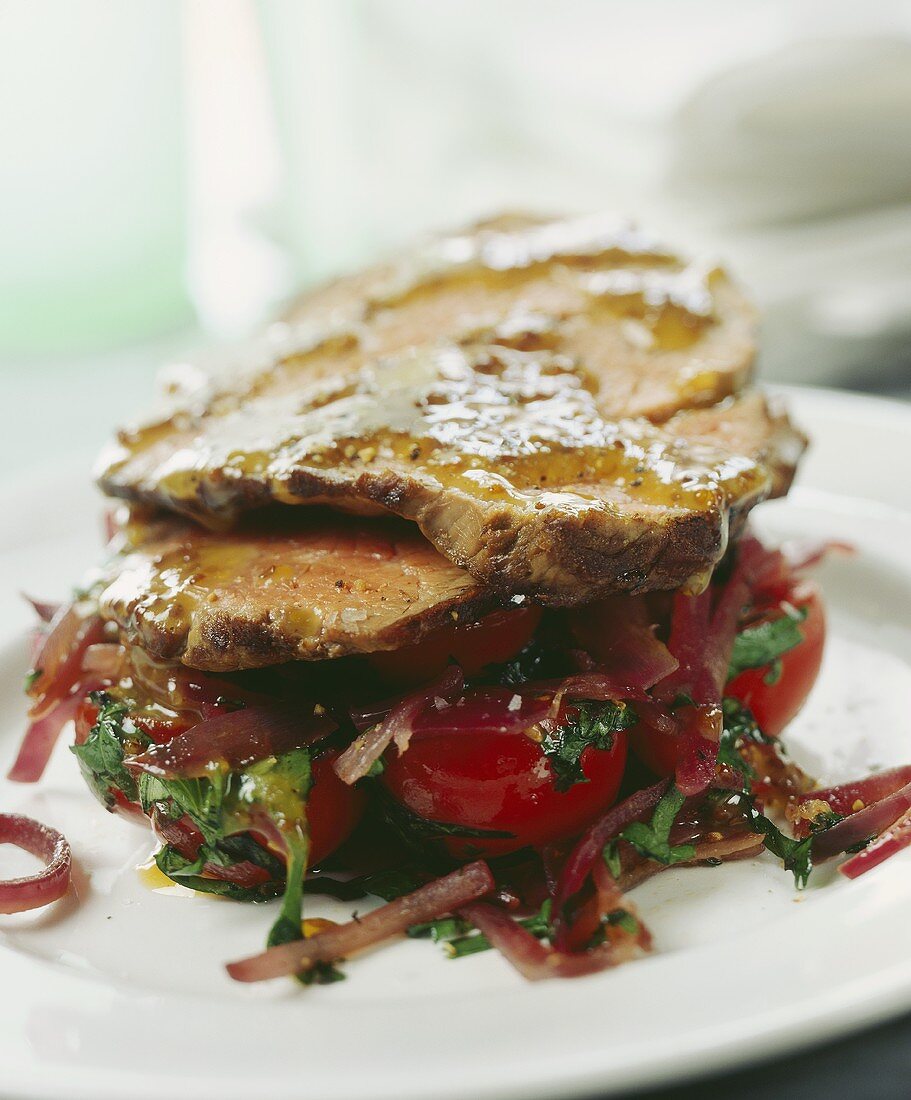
[227,749,313,950]
[738,794,815,889]
[728,608,806,681]
[153,845,280,901]
[603,786,696,873]
[542,700,638,792]
[71,692,146,808]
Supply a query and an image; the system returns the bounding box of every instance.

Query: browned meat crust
[96,213,803,603]
[99,511,506,671]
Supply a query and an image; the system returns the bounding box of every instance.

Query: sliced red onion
[0,814,72,914]
[27,604,105,720]
[568,597,679,691]
[840,807,911,879]
[334,665,463,785]
[700,536,765,697]
[80,643,125,679]
[22,594,62,623]
[675,729,720,797]
[657,586,712,702]
[812,780,911,862]
[460,901,637,981]
[796,766,911,822]
[783,539,855,574]
[226,859,495,982]
[126,706,335,780]
[409,688,552,741]
[551,778,670,947]
[127,647,273,718]
[657,534,766,706]
[7,692,87,783]
[151,808,274,888]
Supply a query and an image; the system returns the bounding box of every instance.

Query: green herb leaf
[152,846,280,900]
[417,900,553,959]
[740,795,814,889]
[298,961,346,985]
[267,829,310,949]
[228,749,313,953]
[716,697,774,779]
[24,668,41,692]
[728,608,807,681]
[542,700,638,792]
[604,786,696,870]
[71,692,146,808]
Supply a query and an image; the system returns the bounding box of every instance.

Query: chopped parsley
[728,793,844,890]
[542,700,638,792]
[727,607,807,682]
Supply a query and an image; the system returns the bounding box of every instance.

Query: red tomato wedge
[726,582,825,737]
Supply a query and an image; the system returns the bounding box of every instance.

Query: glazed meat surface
[96,213,804,603]
[99,511,504,671]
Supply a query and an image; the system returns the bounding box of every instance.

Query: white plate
[2,386,911,1100]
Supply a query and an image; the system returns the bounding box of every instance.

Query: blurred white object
[671,36,911,226]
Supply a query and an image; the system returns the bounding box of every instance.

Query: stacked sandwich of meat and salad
[7,214,911,985]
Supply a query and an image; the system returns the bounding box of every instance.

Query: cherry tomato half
[307,751,367,866]
[380,691,628,858]
[727,581,825,737]
[367,605,542,687]
[631,582,826,776]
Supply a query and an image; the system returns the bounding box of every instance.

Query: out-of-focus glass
[0,0,191,355]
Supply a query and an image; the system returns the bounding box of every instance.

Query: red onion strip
[28,605,105,720]
[460,901,636,981]
[80,643,125,679]
[783,539,855,574]
[334,665,463,785]
[23,594,62,623]
[840,807,911,879]
[226,859,495,982]
[125,706,335,779]
[7,693,85,783]
[551,778,670,948]
[797,766,911,821]
[812,780,911,862]
[0,814,71,914]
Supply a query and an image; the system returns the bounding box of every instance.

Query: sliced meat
[98,338,794,604]
[666,391,807,500]
[95,213,801,603]
[151,213,757,423]
[98,510,505,671]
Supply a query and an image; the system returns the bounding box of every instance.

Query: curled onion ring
[0,814,72,914]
